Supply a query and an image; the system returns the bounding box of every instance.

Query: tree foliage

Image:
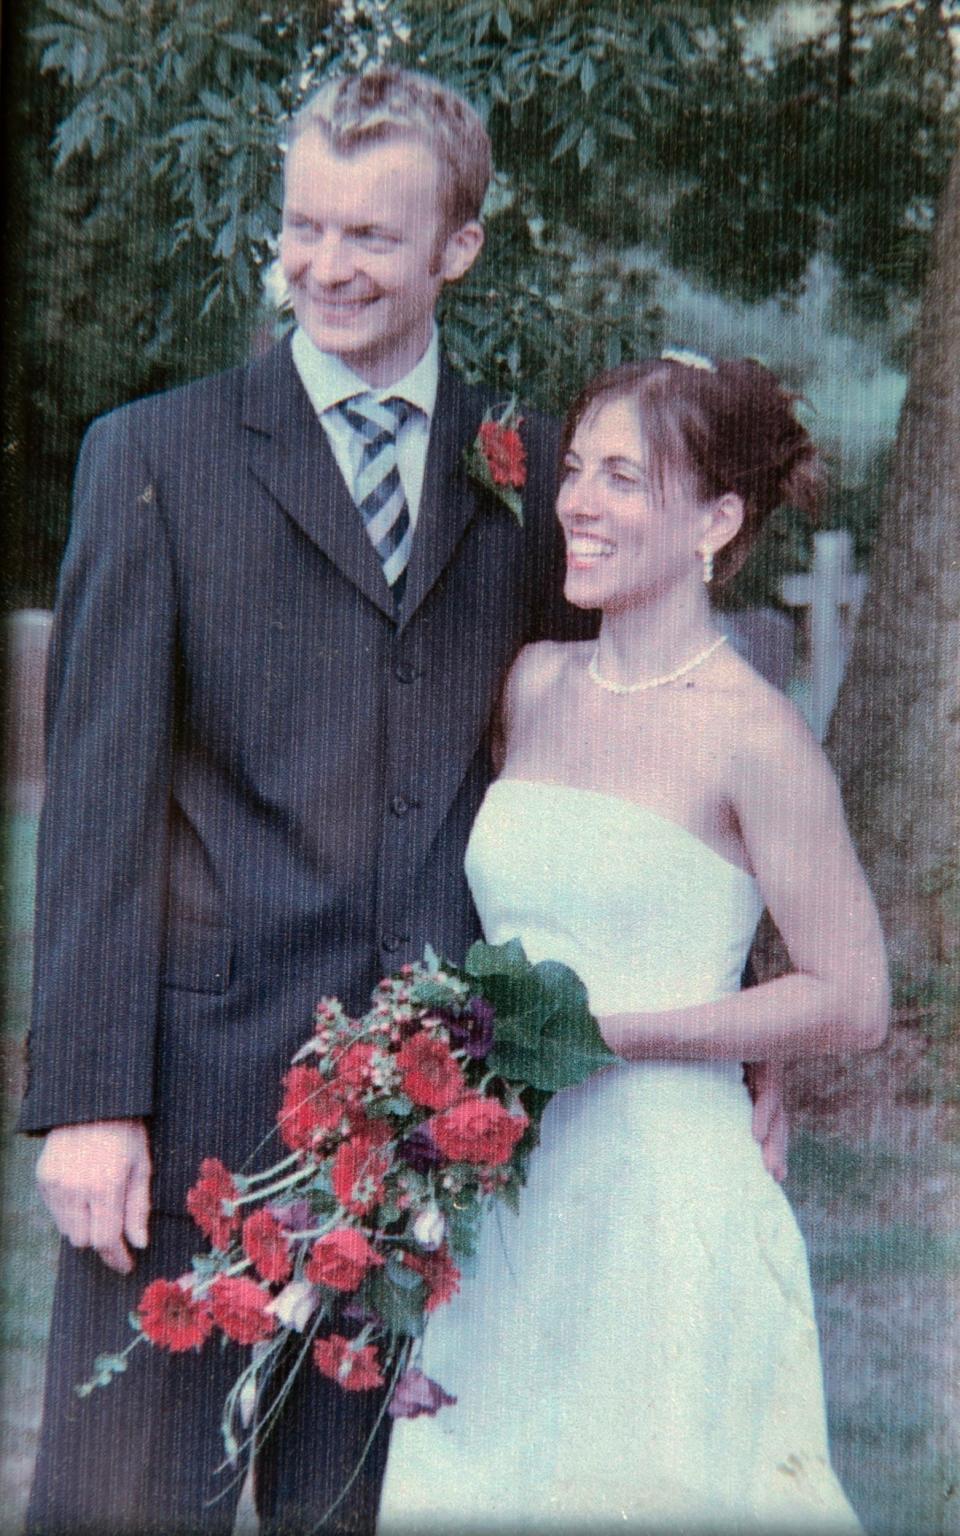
[4,0,958,604]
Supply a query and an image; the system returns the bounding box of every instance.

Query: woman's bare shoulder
[710,649,830,791]
[507,639,590,696]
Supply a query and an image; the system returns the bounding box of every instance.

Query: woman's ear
[700,492,745,557]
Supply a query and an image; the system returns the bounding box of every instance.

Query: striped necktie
[337,395,415,611]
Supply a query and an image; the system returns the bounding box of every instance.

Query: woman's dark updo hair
[559,355,823,585]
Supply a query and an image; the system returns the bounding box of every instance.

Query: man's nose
[309,233,355,286]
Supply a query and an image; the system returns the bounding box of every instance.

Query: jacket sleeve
[18,407,177,1134]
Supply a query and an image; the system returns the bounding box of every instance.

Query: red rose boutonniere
[464,399,527,526]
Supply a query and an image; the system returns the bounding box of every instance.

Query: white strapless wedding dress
[378,779,862,1533]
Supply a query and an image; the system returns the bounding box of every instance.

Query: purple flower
[397,1126,443,1173]
[341,1302,384,1329]
[447,996,495,1059]
[269,1198,312,1232]
[388,1367,457,1419]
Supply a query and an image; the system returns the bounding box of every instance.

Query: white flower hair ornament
[660,349,717,373]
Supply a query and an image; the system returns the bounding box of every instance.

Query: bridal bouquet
[78,940,613,1485]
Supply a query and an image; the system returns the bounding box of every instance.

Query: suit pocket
[161,920,234,994]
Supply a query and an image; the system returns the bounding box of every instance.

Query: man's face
[280,130,482,387]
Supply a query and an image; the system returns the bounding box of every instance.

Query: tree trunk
[825,148,960,986]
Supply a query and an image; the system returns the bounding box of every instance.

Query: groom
[21,64,785,1536]
[19,66,596,1536]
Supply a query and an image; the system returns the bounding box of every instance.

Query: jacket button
[391,794,415,816]
[382,934,409,954]
[395,661,417,684]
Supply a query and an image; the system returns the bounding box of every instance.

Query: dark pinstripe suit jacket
[19,337,594,1212]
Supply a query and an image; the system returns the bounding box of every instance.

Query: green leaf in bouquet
[365,1093,413,1119]
[499,1179,522,1216]
[464,938,529,980]
[385,1252,423,1291]
[366,1266,426,1339]
[446,1199,483,1260]
[486,955,615,1092]
[307,1166,335,1200]
[191,1252,224,1279]
[411,978,462,1010]
[89,1352,128,1390]
[486,1038,542,1084]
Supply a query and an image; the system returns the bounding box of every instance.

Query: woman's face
[556,397,709,613]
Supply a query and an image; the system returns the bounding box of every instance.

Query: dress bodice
[465,778,763,1018]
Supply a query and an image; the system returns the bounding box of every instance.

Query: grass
[2,812,958,1535]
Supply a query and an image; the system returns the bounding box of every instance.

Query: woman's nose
[558,476,600,522]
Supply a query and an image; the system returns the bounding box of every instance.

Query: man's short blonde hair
[285,67,492,237]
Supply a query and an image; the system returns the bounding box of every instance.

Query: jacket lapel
[241,339,394,620]
[399,361,488,627]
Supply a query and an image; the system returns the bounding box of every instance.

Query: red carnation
[429,1094,529,1167]
[278,1064,345,1152]
[305,1227,384,1291]
[333,1042,378,1095]
[209,1274,277,1346]
[396,1033,464,1110]
[331,1126,392,1216]
[402,1243,461,1313]
[478,420,526,488]
[138,1279,213,1352]
[185,1158,240,1249]
[313,1333,384,1391]
[242,1207,293,1285]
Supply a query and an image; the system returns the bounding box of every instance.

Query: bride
[377,353,889,1532]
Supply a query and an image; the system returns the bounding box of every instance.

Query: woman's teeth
[568,537,615,558]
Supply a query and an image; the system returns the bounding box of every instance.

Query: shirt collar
[290,324,440,423]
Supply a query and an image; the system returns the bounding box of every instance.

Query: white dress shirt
[290,325,439,530]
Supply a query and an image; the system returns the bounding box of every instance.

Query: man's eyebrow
[346,221,402,237]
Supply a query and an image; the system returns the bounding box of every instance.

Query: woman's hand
[745,1061,788,1182]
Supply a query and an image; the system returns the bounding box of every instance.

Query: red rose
[313,1333,384,1391]
[331,1126,392,1216]
[429,1095,529,1167]
[242,1208,293,1285]
[277,1064,345,1152]
[333,1042,378,1094]
[185,1158,240,1249]
[138,1279,213,1352]
[396,1033,464,1110]
[305,1227,384,1291]
[209,1274,277,1345]
[402,1243,461,1313]
[478,420,526,488]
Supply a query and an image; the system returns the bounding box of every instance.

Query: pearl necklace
[587,634,727,695]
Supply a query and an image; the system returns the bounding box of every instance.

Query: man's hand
[36,1119,152,1273]
[745,1061,788,1183]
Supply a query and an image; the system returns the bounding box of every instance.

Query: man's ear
[440,221,484,284]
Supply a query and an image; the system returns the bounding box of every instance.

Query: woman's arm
[600,704,890,1063]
